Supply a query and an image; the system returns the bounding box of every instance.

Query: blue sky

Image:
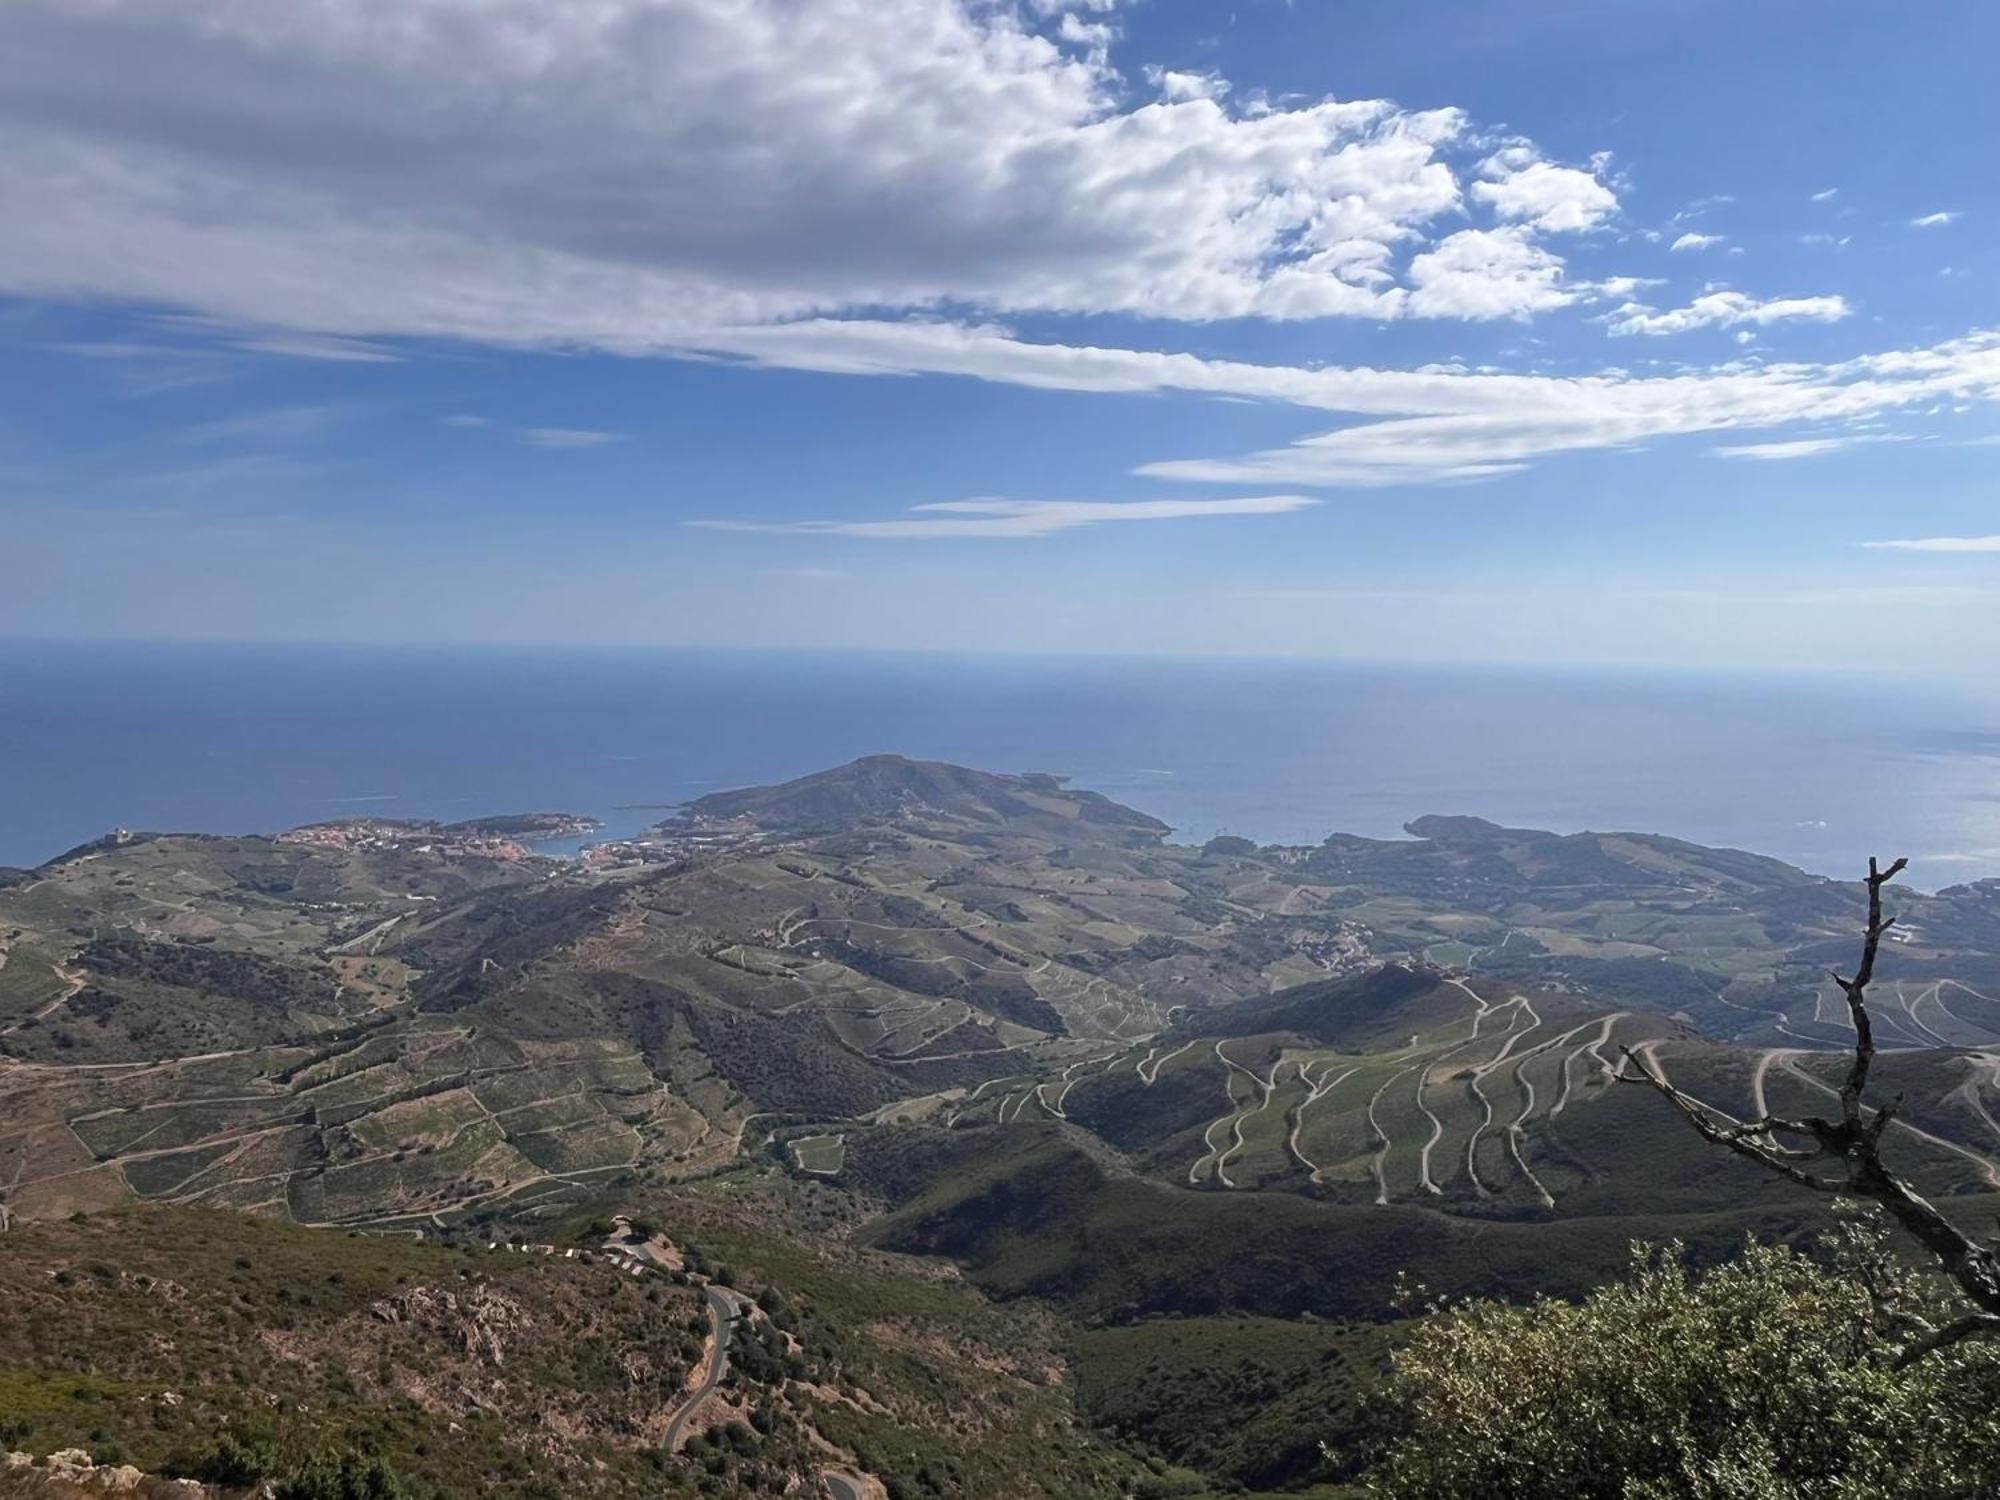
[2,0,1997,673]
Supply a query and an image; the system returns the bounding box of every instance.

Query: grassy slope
[1074,1315,1399,1491]
[589,1180,1148,1500]
[849,1125,1838,1321]
[0,1208,710,1499]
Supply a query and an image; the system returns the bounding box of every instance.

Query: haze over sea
[4,641,1999,885]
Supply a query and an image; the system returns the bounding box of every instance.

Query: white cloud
[520,427,624,449]
[1471,148,1618,233]
[0,0,1624,332]
[690,495,1319,539]
[1606,290,1851,336]
[1406,228,1573,320]
[232,333,402,363]
[652,318,2000,489]
[1058,14,1114,49]
[1670,232,1726,253]
[1712,437,1872,461]
[1811,188,1840,203]
[1147,67,1227,103]
[1910,211,1961,229]
[1593,275,1664,299]
[1862,535,2000,553]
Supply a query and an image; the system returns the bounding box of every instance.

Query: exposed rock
[368,1282,530,1366]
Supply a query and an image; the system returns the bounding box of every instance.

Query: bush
[1370,1234,2000,1498]
[274,1449,409,1500]
[165,1433,276,1487]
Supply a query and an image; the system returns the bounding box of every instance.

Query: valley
[7,754,2000,1495]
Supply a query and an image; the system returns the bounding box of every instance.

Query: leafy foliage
[1371,1228,2000,1499]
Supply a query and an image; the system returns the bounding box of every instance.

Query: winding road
[664,1281,753,1451]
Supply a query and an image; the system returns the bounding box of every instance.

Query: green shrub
[165,1433,277,1487]
[274,1449,408,1500]
[1371,1234,2000,1498]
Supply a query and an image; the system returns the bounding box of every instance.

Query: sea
[3,641,1999,888]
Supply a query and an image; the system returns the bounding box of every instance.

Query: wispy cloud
[1670,232,1725,253]
[1862,535,2000,553]
[520,427,624,449]
[1607,290,1849,337]
[179,403,351,446]
[1811,188,1840,203]
[667,320,2000,491]
[691,495,1318,539]
[232,333,402,363]
[1713,434,1898,461]
[1910,211,1961,229]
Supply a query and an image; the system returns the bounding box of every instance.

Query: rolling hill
[7,754,2000,1494]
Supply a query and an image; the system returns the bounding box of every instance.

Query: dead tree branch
[1618,856,2000,1366]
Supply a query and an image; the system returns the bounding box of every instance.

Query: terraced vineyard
[7,757,2000,1238]
[11,757,2000,1495]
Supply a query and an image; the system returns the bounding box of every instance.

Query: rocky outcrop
[0,1451,212,1498]
[368,1282,530,1366]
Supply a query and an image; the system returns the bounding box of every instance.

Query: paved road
[603,1221,863,1486]
[664,1282,751,1451]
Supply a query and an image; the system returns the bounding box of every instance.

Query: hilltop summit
[670,754,1170,840]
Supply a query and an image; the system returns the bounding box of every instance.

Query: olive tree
[1371,1230,2000,1498]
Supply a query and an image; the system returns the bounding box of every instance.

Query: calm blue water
[3,642,1999,886]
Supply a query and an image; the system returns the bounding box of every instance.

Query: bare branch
[1838,856,1907,1125]
[1623,856,2000,1363]
[1892,1313,2000,1370]
[1617,1046,1843,1192]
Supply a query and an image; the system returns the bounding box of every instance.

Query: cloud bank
[0,0,1622,333]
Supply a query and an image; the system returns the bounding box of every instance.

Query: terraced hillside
[11,757,2000,1496]
[6,757,2000,1238]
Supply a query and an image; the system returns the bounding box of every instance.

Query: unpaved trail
[1750,1046,1793,1124]
[1898,984,1953,1049]
[1463,1062,1499,1196]
[1210,1043,1277,1188]
[329,913,405,956]
[1503,1050,1557,1209]
[1945,1053,2000,1148]
[1139,1039,1196,1085]
[1410,981,1502,1195]
[1461,1000,1541,1197]
[1367,1065,1416,1206]
[1189,1111,1233,1186]
[1925,985,1975,1043]
[1552,1014,1624,1117]
[1415,991,1532,1195]
[1037,1049,1120,1118]
[1779,1054,2000,1189]
[1288,1062,1358,1181]
[1863,985,1938,1050]
[0,962,86,1036]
